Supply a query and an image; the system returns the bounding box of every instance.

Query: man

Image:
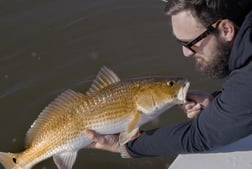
[85,0,252,158]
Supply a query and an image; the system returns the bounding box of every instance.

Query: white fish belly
[88,116,131,135]
[60,134,92,152]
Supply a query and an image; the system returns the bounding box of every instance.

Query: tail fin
[0,152,17,169]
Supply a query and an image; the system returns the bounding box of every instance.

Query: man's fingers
[187,110,200,119]
[185,104,203,119]
[84,129,95,139]
[179,101,195,110]
[184,102,196,110]
[84,129,106,144]
[84,129,120,152]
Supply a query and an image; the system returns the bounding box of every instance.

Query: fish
[0,66,190,169]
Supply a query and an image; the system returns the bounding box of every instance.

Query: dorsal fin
[25,89,85,147]
[86,66,120,96]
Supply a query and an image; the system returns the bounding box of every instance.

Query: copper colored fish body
[0,66,190,169]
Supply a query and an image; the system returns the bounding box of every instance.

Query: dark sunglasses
[178,19,223,53]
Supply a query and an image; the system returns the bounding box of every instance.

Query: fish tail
[0,152,18,169]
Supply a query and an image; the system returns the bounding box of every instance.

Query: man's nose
[182,46,194,57]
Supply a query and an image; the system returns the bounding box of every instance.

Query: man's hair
[164,0,252,27]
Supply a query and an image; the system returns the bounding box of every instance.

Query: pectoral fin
[119,111,141,145]
[53,152,77,169]
[127,111,141,132]
[119,127,140,145]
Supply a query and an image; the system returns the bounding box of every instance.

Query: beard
[194,40,232,79]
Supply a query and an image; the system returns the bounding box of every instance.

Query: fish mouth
[177,80,190,104]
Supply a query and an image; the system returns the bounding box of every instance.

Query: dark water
[0,0,223,169]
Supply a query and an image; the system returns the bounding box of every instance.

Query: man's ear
[218,19,237,42]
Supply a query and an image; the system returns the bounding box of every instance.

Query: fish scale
[0,66,190,169]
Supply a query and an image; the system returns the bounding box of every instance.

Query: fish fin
[0,152,18,169]
[86,66,120,96]
[25,89,85,147]
[119,111,141,144]
[119,128,140,145]
[53,152,77,169]
[127,111,141,133]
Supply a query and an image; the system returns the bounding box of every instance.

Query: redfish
[0,66,189,169]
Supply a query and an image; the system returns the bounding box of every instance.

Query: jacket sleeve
[125,68,252,157]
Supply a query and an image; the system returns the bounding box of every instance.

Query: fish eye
[167,81,174,87]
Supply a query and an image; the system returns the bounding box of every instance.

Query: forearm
[125,120,209,158]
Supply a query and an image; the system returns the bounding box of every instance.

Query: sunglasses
[178,19,223,53]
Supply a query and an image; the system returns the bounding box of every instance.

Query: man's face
[171,10,231,79]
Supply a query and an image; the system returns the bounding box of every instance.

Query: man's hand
[180,90,214,119]
[84,129,120,153]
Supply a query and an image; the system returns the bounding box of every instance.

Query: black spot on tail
[12,158,17,163]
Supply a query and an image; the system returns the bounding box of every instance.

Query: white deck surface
[168,134,252,169]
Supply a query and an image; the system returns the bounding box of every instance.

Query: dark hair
[164,0,252,27]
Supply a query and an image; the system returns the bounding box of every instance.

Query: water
[0,0,223,168]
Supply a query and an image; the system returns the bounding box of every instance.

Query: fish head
[136,77,190,117]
